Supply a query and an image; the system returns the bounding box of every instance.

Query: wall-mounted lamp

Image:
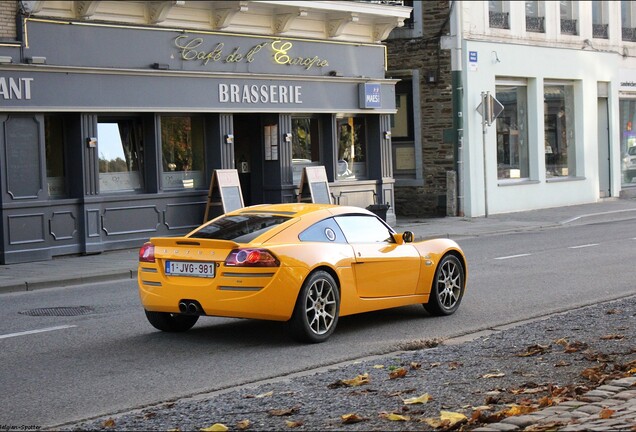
[26,56,46,64]
[284,132,292,143]
[328,70,342,77]
[384,131,392,140]
[491,51,501,63]
[152,63,170,70]
[225,134,234,145]
[86,137,97,148]
[0,56,12,64]
[426,70,437,84]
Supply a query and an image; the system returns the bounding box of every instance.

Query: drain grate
[19,306,95,317]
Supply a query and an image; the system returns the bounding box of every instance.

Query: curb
[0,269,137,294]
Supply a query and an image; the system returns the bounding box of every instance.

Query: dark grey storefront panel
[24,19,386,79]
[0,70,396,112]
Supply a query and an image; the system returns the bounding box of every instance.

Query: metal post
[481,91,489,218]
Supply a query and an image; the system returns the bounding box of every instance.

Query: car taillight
[225,248,280,267]
[139,242,155,263]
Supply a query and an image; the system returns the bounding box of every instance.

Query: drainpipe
[449,1,464,216]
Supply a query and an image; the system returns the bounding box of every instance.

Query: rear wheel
[424,254,465,316]
[288,270,340,343]
[144,310,199,332]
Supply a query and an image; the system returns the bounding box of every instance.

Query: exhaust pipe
[187,302,199,314]
[178,302,188,313]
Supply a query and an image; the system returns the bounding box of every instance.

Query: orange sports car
[138,203,467,343]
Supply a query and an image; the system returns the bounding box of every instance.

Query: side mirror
[393,231,414,244]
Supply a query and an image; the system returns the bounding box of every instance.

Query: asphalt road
[0,219,634,428]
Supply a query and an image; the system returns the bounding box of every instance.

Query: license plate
[165,261,216,278]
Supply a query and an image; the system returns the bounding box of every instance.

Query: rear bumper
[138,263,308,321]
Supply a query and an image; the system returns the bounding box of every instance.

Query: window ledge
[546,176,586,183]
[497,179,539,187]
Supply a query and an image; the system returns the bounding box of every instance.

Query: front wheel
[424,254,465,316]
[144,310,199,332]
[288,270,340,343]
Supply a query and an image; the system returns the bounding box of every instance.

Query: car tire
[288,270,340,343]
[144,310,199,332]
[424,254,465,316]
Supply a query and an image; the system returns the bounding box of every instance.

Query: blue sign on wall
[359,83,382,109]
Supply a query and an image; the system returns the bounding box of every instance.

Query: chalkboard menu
[203,169,245,222]
[298,166,332,204]
[5,116,42,199]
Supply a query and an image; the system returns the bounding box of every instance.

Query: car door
[334,215,421,298]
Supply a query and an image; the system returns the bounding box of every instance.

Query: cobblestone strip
[474,377,636,432]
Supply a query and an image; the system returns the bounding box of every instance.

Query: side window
[298,217,346,243]
[334,215,394,244]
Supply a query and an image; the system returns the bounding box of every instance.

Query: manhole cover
[19,306,95,317]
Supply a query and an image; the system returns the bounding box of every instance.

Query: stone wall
[386,1,455,217]
[0,0,17,39]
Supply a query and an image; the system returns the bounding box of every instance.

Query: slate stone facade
[386,1,455,217]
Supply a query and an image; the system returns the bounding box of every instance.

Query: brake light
[225,248,280,267]
[139,242,155,263]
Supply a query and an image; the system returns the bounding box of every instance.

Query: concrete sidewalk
[2,198,636,294]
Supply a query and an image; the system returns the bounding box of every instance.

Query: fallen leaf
[200,424,228,432]
[373,364,385,369]
[448,361,462,370]
[328,373,369,388]
[564,341,588,353]
[581,365,607,383]
[606,308,621,314]
[389,367,408,379]
[554,338,569,346]
[410,362,422,370]
[380,412,410,421]
[268,406,300,417]
[430,362,441,368]
[284,420,303,428]
[245,390,274,399]
[101,418,116,428]
[341,413,365,424]
[538,396,556,407]
[524,421,568,431]
[516,344,551,357]
[403,393,432,405]
[505,405,537,416]
[422,417,446,428]
[481,372,505,379]
[555,360,571,367]
[236,419,251,430]
[440,410,468,426]
[599,408,615,419]
[143,412,156,419]
[600,334,624,340]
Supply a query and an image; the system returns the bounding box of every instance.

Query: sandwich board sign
[203,169,244,222]
[297,166,332,204]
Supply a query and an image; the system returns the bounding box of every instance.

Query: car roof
[226,203,373,218]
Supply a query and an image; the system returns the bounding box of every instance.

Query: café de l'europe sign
[175,36,329,71]
[170,33,386,79]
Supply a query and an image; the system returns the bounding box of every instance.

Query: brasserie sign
[175,36,329,71]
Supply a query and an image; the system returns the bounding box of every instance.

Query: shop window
[560,1,578,35]
[592,1,609,39]
[391,78,416,179]
[619,99,636,185]
[489,1,510,29]
[525,1,545,33]
[45,115,67,198]
[496,81,529,180]
[621,0,636,42]
[544,83,576,178]
[160,116,205,189]
[97,118,144,193]
[291,117,321,186]
[336,116,367,180]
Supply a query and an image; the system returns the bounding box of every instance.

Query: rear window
[191,214,291,243]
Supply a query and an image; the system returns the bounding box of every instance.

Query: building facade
[387,0,636,218]
[0,0,411,264]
